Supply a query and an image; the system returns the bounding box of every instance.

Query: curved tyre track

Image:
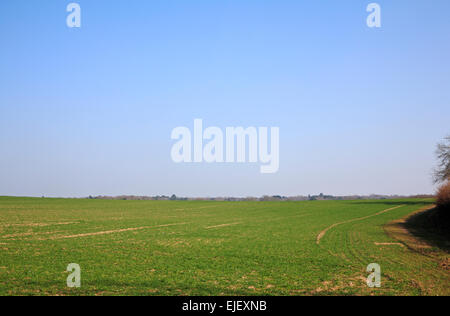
[316,205,405,245]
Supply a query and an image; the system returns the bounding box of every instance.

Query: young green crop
[0,197,447,296]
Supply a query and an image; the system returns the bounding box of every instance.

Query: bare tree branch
[434,135,450,184]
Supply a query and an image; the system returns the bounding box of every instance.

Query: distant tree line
[86,193,433,202]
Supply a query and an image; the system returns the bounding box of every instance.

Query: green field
[0,197,448,296]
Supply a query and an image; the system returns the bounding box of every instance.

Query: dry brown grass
[436,181,450,209]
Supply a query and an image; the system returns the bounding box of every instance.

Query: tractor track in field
[45,222,189,240]
[316,205,405,245]
[0,222,78,228]
[205,222,242,229]
[203,213,309,230]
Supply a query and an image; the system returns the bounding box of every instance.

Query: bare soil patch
[385,206,449,261]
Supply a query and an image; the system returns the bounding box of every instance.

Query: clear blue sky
[1,1,449,197]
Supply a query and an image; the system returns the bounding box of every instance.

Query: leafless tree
[434,135,450,184]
